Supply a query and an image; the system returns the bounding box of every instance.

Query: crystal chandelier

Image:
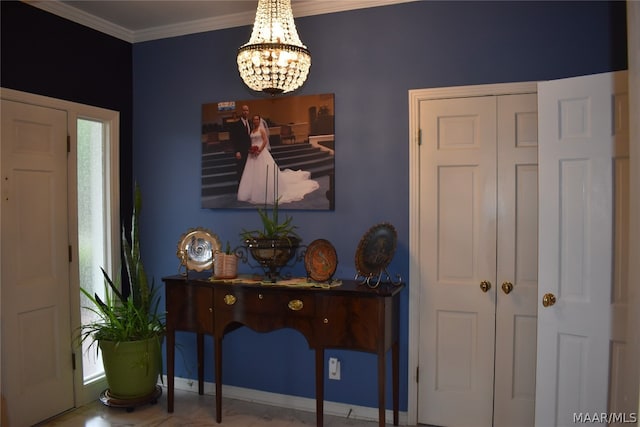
[237,0,311,95]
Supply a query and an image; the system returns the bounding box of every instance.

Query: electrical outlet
[328,357,341,380]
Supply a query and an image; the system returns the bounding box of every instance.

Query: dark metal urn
[244,236,301,281]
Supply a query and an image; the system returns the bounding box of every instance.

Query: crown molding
[25,0,135,42]
[24,0,418,44]
[294,0,417,18]
[133,10,256,43]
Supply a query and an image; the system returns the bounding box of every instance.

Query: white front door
[417,90,538,427]
[535,71,628,427]
[1,99,74,426]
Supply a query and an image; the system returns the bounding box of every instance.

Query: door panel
[438,166,477,280]
[535,72,626,427]
[418,96,497,426]
[1,100,73,426]
[494,94,538,427]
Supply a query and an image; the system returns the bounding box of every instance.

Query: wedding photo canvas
[201,93,335,210]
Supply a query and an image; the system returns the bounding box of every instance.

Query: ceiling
[26,0,416,43]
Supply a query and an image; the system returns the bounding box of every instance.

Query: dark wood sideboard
[163,273,402,427]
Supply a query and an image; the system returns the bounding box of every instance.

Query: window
[77,118,109,382]
[71,108,119,404]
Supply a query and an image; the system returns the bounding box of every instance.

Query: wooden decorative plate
[304,239,338,282]
[354,223,397,277]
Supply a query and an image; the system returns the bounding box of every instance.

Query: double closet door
[418,93,538,427]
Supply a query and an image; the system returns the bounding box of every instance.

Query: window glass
[77,118,107,382]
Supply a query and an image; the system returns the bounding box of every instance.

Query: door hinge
[68,245,72,263]
[416,366,419,383]
[72,352,76,370]
[67,135,71,153]
[417,128,422,146]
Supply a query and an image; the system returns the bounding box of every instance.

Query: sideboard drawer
[215,288,316,317]
[319,295,380,351]
[166,282,214,333]
[214,287,318,335]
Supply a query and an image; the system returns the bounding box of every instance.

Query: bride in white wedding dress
[237,115,319,205]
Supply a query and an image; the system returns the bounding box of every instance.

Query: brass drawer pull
[288,299,303,311]
[224,294,237,305]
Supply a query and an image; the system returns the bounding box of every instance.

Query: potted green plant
[240,196,301,280]
[79,184,165,402]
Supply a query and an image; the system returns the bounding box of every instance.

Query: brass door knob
[480,281,491,293]
[223,294,237,305]
[501,281,513,294]
[542,293,556,307]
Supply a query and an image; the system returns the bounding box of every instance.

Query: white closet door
[418,96,497,427]
[418,93,539,427]
[494,93,539,427]
[535,71,626,427]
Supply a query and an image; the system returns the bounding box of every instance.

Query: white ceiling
[25,0,417,43]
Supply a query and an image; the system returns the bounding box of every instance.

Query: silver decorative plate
[176,227,221,272]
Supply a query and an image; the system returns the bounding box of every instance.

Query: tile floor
[36,388,397,427]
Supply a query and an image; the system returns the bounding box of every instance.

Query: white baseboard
[162,375,408,425]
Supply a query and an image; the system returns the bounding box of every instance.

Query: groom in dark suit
[230,104,252,185]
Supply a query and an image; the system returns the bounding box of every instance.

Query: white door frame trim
[407,81,537,425]
[0,87,120,410]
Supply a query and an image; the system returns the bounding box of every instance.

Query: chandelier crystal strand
[237,0,311,95]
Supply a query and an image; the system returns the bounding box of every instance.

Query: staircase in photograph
[201,142,334,197]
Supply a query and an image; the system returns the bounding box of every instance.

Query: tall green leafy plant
[79,184,164,348]
[240,166,299,241]
[240,197,299,240]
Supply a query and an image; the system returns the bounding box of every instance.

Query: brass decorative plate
[176,227,221,272]
[354,223,397,277]
[304,239,338,282]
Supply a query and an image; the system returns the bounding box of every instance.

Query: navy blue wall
[132,0,626,411]
[0,1,135,219]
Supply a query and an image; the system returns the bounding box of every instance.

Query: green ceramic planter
[99,336,162,399]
